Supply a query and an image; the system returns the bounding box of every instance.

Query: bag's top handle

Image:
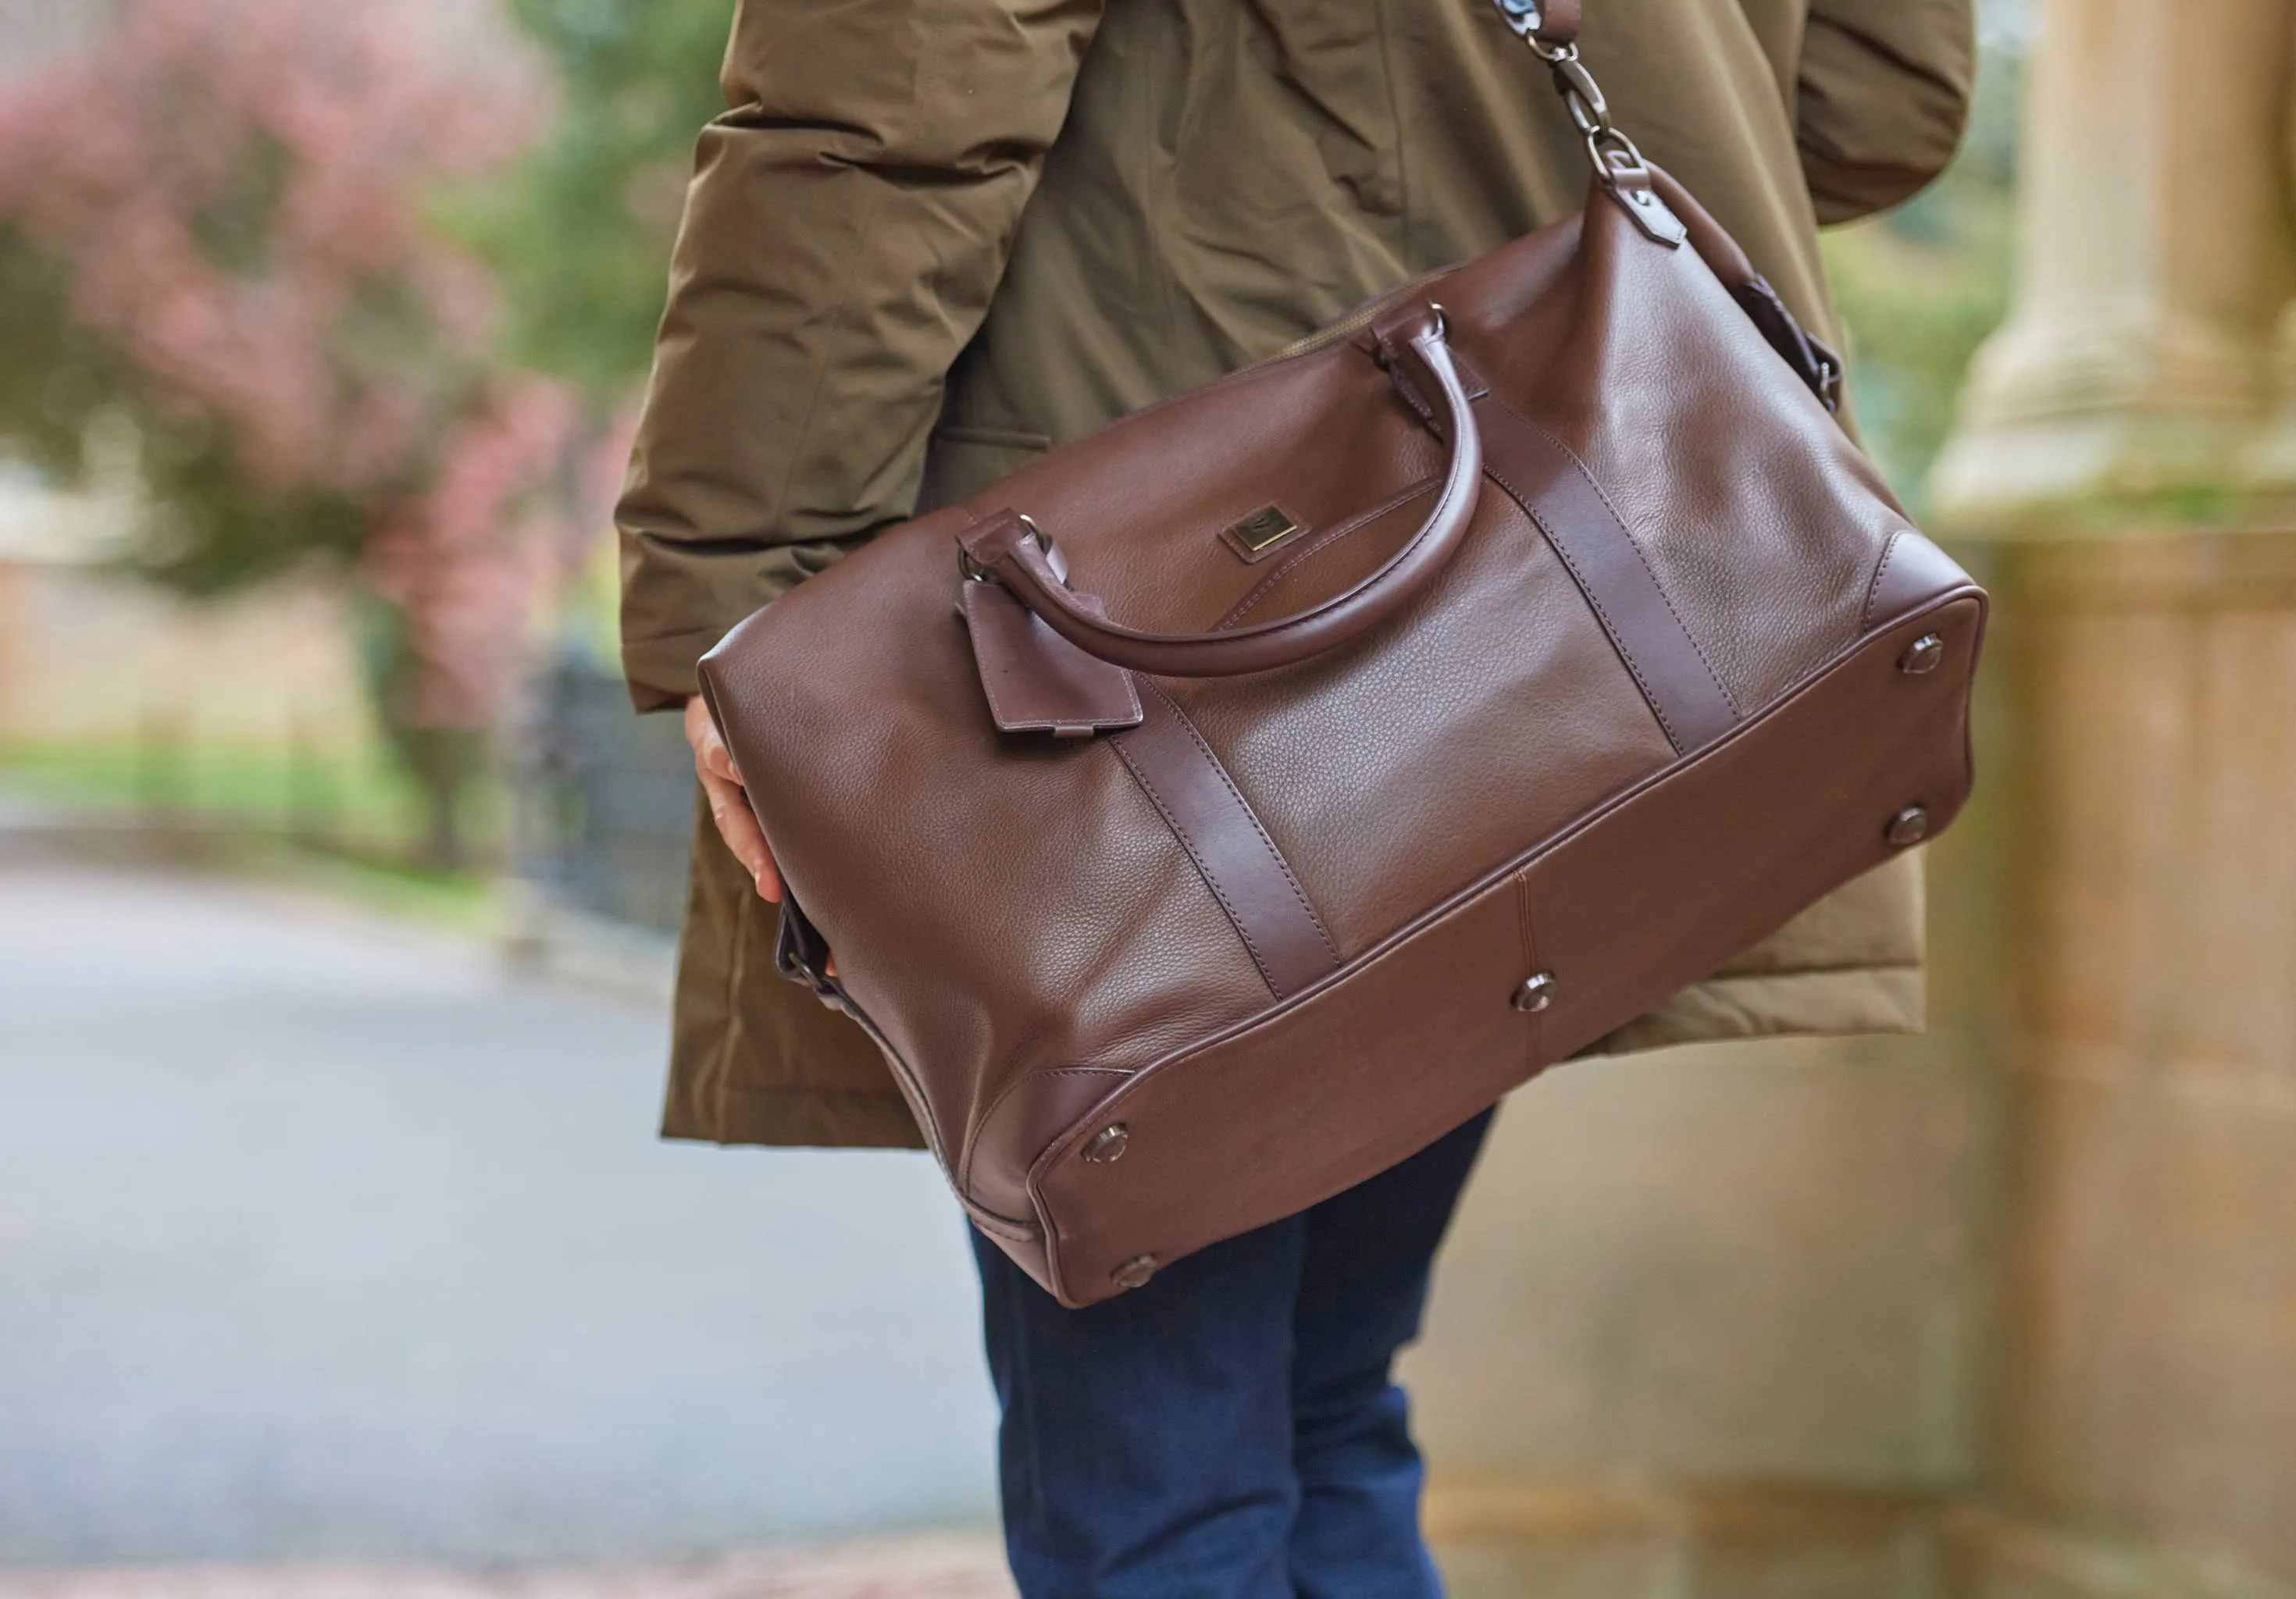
[956,2,1845,684]
[958,308,1484,680]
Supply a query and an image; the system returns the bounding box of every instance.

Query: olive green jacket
[619,0,1976,1149]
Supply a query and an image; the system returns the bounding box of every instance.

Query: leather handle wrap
[961,314,1484,679]
[1533,0,1580,45]
[1492,0,1581,45]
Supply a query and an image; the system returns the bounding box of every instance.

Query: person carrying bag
[619,0,1977,1590]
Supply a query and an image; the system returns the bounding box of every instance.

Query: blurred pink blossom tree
[0,0,619,865]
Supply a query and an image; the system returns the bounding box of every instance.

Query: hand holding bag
[698,0,1987,1307]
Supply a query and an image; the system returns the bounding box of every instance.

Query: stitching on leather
[1485,456,1681,749]
[967,609,1027,730]
[1112,672,1144,725]
[1496,391,1739,718]
[1515,869,1538,972]
[973,648,1140,734]
[1109,732,1283,995]
[1221,482,1435,627]
[960,1065,1132,1199]
[1514,868,1542,1064]
[1218,479,1441,629]
[966,1207,1038,1241]
[1146,682,1342,967]
[1487,391,1741,725]
[1021,362,1470,666]
[1230,468,1464,648]
[1861,529,1906,630]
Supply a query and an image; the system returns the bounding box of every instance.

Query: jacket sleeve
[1795,0,1977,224]
[616,0,1104,712]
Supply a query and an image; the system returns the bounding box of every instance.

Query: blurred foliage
[0,233,374,597]
[0,0,547,597]
[0,1,622,867]
[454,0,734,400]
[1823,27,2023,511]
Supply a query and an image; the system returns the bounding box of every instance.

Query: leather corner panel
[1863,529,1977,629]
[964,1064,1133,1221]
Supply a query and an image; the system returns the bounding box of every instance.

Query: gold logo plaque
[1228,505,1301,553]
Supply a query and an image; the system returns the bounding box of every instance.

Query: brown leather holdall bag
[698,0,1988,1308]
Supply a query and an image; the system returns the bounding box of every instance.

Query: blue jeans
[970,1108,1495,1599]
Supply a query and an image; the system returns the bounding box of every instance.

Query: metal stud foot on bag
[1082,1124,1130,1164]
[1512,972,1558,1013]
[1898,633,1945,675]
[1885,806,1931,847]
[1111,1254,1158,1291]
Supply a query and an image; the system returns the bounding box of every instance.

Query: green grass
[1,735,499,845]
[5,736,390,835]
[237,835,504,932]
[0,737,508,931]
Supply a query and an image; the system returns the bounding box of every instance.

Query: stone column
[1932,0,2296,1592]
[1934,0,2296,518]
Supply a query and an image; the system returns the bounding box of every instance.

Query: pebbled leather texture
[698,169,1988,1306]
[1108,682,1342,1000]
[964,1063,1134,1224]
[1648,166,1840,409]
[1468,376,1740,754]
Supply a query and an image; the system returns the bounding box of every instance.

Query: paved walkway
[0,845,1000,1576]
[0,1537,1015,1598]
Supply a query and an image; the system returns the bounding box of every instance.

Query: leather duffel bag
[698,0,1988,1308]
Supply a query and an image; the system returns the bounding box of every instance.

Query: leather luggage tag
[961,579,1145,737]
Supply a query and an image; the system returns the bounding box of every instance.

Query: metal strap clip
[1490,0,1549,40]
[1487,2,1653,187]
